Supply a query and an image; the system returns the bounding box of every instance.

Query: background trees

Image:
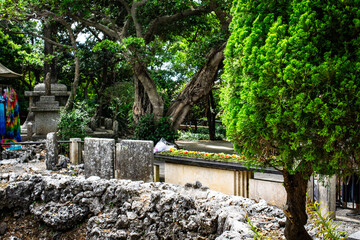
[221,0,360,239]
[1,0,231,136]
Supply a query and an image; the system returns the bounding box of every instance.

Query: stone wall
[0,173,286,239]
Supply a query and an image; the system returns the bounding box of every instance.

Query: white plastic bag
[154,138,176,153]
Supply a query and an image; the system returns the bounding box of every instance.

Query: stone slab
[84,138,115,179]
[25,91,71,97]
[348,231,360,240]
[34,111,60,135]
[34,83,68,92]
[115,140,154,182]
[45,132,58,170]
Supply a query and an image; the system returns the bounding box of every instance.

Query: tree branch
[0,24,69,49]
[86,27,102,42]
[144,6,211,43]
[117,0,131,14]
[209,0,231,31]
[69,14,119,39]
[130,0,148,38]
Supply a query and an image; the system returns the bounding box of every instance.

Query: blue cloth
[0,96,5,137]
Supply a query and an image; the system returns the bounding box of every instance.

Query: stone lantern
[24,83,70,140]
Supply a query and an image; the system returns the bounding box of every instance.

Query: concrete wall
[249,172,287,208]
[165,162,286,208]
[165,163,250,197]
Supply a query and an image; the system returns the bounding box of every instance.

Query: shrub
[177,130,209,141]
[57,102,90,140]
[134,114,178,143]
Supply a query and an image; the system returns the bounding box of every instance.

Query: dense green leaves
[222,0,360,175]
[134,114,178,143]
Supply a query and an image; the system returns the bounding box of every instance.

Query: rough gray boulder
[30,202,89,230]
[0,173,285,239]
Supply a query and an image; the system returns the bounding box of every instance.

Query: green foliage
[221,0,360,175]
[103,82,134,132]
[177,125,226,141]
[177,130,209,141]
[159,148,244,162]
[246,216,267,240]
[306,197,348,240]
[57,101,91,140]
[134,114,178,143]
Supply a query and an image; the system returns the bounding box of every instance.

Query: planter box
[155,154,287,207]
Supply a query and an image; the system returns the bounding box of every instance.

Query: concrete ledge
[25,91,70,96]
[254,172,284,183]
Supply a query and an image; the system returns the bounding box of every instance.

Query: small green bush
[58,103,90,140]
[134,114,178,143]
[178,130,209,141]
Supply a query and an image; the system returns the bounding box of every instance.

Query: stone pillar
[115,140,154,182]
[70,138,82,165]
[113,120,119,133]
[84,138,115,179]
[105,118,112,130]
[46,132,58,170]
[90,118,97,130]
[27,122,33,141]
[45,72,51,95]
[318,175,337,218]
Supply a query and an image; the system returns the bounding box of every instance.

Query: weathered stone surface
[45,132,58,170]
[84,138,115,179]
[113,120,119,134]
[0,222,7,235]
[0,172,358,239]
[32,96,61,136]
[348,231,360,240]
[90,118,97,130]
[33,83,67,93]
[105,118,112,130]
[27,122,33,140]
[30,202,89,230]
[116,140,154,182]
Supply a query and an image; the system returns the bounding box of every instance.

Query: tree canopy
[221,0,360,239]
[1,0,231,130]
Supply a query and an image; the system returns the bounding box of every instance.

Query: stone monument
[115,140,154,182]
[23,82,69,139]
[84,137,115,180]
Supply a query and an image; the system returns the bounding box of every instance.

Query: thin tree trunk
[166,43,225,130]
[207,91,216,140]
[63,21,80,111]
[43,21,58,83]
[282,169,313,240]
[64,54,80,110]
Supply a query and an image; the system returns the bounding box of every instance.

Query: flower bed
[159,148,246,163]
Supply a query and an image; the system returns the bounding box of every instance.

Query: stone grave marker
[116,140,154,182]
[84,137,115,179]
[45,132,58,170]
